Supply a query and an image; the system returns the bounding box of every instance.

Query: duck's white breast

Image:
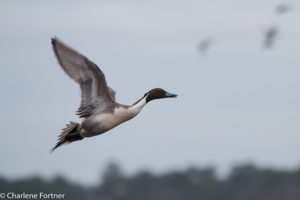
[81,97,147,137]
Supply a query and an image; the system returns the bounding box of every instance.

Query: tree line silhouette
[1,163,300,200]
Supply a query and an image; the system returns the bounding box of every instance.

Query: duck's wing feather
[52,38,116,118]
[108,87,116,102]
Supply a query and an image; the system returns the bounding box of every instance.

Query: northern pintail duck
[51,38,177,152]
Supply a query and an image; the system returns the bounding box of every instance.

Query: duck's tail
[50,121,83,153]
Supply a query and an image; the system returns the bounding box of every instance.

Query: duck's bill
[165,92,178,98]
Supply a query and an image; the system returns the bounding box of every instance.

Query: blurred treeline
[1,163,300,200]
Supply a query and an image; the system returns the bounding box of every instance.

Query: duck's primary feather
[52,38,115,118]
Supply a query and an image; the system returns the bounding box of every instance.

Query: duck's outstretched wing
[52,37,116,118]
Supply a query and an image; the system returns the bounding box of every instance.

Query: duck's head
[144,88,177,103]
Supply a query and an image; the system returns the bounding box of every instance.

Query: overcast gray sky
[0,0,299,185]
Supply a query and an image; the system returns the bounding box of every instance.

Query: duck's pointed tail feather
[50,122,83,153]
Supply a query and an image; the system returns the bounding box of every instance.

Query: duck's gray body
[80,100,146,137]
[51,38,176,152]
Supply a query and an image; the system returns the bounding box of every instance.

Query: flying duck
[51,38,177,152]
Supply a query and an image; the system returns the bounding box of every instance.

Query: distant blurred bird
[263,24,279,49]
[51,38,177,152]
[275,3,290,15]
[198,38,213,55]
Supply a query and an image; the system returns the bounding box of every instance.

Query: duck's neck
[129,95,147,115]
